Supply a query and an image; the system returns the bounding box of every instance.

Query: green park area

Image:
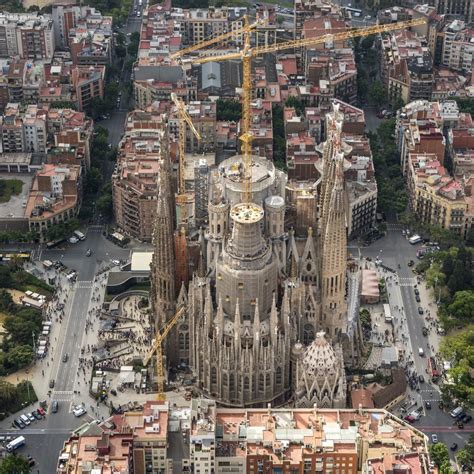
[0,264,53,377]
[0,179,23,203]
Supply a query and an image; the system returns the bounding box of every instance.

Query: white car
[68,236,79,244]
[431,434,438,443]
[73,406,86,417]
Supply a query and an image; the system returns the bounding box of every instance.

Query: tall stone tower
[318,105,348,341]
[150,158,176,330]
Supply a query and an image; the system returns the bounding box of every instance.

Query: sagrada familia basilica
[151,104,355,408]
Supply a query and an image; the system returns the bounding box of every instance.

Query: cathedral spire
[234,299,241,341]
[151,159,176,328]
[321,154,347,340]
[216,296,224,338]
[253,299,261,341]
[270,293,278,342]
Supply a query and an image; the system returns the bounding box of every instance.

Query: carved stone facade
[293,332,347,408]
[151,104,350,408]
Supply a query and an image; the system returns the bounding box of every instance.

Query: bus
[6,436,25,452]
[383,304,392,323]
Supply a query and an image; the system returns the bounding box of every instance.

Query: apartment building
[57,401,431,474]
[112,109,167,241]
[22,104,48,153]
[179,7,246,47]
[407,153,469,236]
[396,100,445,173]
[71,64,105,111]
[113,157,161,242]
[343,134,378,239]
[294,0,343,39]
[68,13,113,66]
[0,12,55,59]
[26,163,82,240]
[381,30,434,104]
[441,20,474,73]
[0,103,24,153]
[168,100,216,154]
[436,0,473,23]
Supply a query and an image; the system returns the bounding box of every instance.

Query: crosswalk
[52,390,74,402]
[88,225,104,233]
[76,281,93,289]
[399,277,417,287]
[387,224,404,230]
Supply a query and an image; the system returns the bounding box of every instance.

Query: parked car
[418,307,424,315]
[37,407,46,417]
[451,443,458,451]
[431,434,438,443]
[416,295,421,302]
[463,415,472,423]
[49,379,55,389]
[32,411,42,420]
[62,353,68,363]
[414,288,420,295]
[13,419,25,429]
[51,401,58,413]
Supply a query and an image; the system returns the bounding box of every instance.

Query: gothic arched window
[223,373,228,386]
[211,366,217,385]
[244,376,250,391]
[259,374,265,393]
[229,374,235,391]
[303,324,315,345]
[275,366,282,387]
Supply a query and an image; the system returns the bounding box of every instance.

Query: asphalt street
[352,225,471,459]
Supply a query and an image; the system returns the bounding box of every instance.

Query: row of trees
[414,246,474,406]
[368,119,408,215]
[429,443,454,473]
[79,126,115,221]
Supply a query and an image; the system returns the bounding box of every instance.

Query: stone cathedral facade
[151,105,351,408]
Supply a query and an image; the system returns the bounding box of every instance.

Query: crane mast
[143,306,185,402]
[170,93,201,228]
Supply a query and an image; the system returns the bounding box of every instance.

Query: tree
[368,81,386,107]
[429,443,451,468]
[115,43,126,58]
[448,291,474,321]
[0,454,30,473]
[84,168,103,195]
[96,192,113,218]
[0,289,13,312]
[0,380,16,405]
[5,345,34,371]
[216,99,242,121]
[456,448,473,469]
[285,96,305,116]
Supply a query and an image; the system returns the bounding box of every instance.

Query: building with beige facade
[26,163,82,241]
[407,153,469,237]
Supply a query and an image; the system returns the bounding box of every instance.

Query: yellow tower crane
[172,18,426,203]
[170,92,201,228]
[143,306,185,402]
